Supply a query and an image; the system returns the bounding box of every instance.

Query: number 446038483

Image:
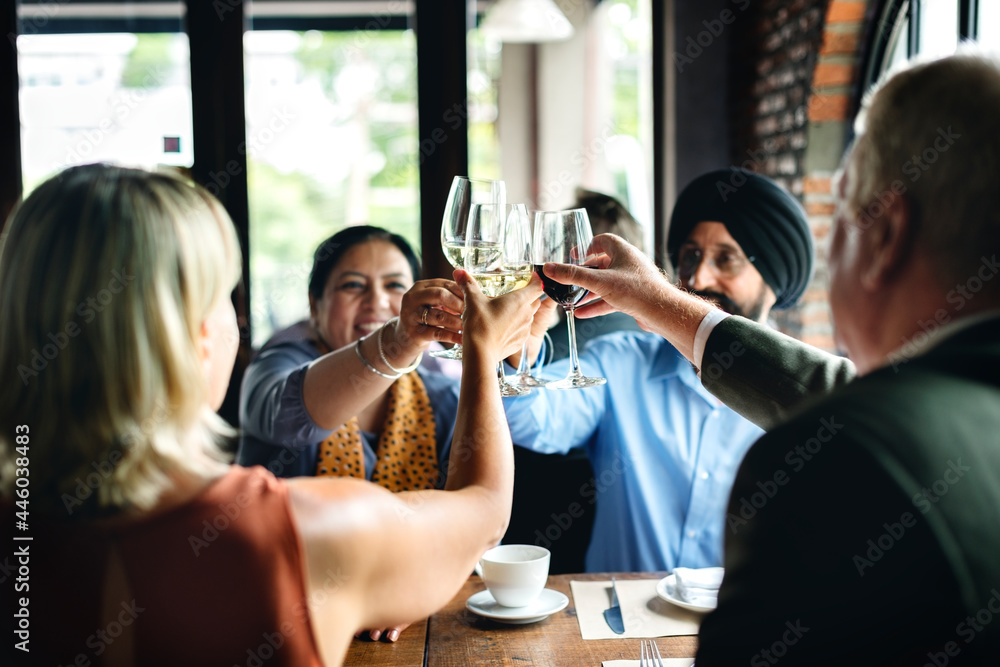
[15,424,29,521]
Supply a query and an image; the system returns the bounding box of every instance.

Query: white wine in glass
[432,176,506,360]
[465,202,532,396]
[507,207,549,389]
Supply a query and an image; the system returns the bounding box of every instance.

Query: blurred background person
[546,187,645,361]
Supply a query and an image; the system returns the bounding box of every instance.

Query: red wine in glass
[530,209,606,390]
[534,265,589,306]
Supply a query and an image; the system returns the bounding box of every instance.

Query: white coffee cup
[476,544,550,607]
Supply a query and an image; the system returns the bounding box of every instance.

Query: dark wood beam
[185,0,251,429]
[959,0,977,41]
[652,0,670,268]
[415,0,470,280]
[0,1,22,229]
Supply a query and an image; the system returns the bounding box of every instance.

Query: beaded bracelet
[378,317,423,375]
[354,339,400,380]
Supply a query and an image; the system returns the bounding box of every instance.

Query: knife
[603,577,625,634]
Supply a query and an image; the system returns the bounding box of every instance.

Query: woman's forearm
[301,333,398,430]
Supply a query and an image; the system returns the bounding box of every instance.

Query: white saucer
[655,574,716,613]
[466,588,569,624]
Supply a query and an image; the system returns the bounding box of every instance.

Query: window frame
[1,0,668,423]
[862,0,982,92]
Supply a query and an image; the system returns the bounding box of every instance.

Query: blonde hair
[845,49,1000,291]
[0,164,242,516]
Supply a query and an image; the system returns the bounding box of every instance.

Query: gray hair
[845,48,1000,292]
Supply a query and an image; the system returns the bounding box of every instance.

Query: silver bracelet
[378,317,423,374]
[355,339,400,380]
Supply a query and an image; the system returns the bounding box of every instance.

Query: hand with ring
[380,279,464,368]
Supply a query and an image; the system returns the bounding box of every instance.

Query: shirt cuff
[693,310,732,372]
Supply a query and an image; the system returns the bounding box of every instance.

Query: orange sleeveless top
[2,466,322,666]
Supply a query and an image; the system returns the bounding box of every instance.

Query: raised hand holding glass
[433,176,507,359]
[465,202,533,396]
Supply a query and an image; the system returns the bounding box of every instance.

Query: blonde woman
[0,164,542,666]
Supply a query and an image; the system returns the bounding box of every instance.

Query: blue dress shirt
[503,331,764,572]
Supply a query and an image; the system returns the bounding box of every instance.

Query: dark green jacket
[696,316,1000,666]
[701,316,855,429]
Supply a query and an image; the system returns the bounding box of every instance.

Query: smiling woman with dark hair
[237,225,466,491]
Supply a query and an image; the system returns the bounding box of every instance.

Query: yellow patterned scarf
[313,339,438,492]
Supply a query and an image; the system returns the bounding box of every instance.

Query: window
[600,0,654,251]
[467,29,503,181]
[868,0,999,87]
[472,0,653,253]
[919,0,959,58]
[978,0,1000,47]
[16,2,190,194]
[244,21,420,347]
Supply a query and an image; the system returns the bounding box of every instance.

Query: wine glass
[531,208,607,389]
[432,176,507,360]
[465,202,533,396]
[508,210,549,389]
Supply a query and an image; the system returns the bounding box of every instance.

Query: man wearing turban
[668,167,814,321]
[502,168,814,573]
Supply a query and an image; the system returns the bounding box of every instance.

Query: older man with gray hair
[544,50,1000,664]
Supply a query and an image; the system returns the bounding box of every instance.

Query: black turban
[667,168,814,310]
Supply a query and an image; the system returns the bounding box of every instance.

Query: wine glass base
[429,345,462,360]
[545,375,606,390]
[499,382,531,397]
[509,374,549,388]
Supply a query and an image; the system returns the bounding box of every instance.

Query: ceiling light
[480,0,575,43]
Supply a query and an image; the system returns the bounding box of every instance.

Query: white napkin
[570,579,702,640]
[671,567,724,607]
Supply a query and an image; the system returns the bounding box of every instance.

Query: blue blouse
[236,339,460,484]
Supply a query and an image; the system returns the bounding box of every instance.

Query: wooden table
[342,617,428,666]
[343,573,699,666]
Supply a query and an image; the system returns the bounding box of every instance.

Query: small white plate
[655,574,716,614]
[466,588,569,624]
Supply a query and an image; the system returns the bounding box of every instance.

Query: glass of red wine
[531,208,607,390]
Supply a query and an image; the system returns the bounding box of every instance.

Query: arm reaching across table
[540,233,855,429]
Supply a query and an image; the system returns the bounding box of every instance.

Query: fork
[639,639,664,667]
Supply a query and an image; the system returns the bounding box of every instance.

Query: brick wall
[728,0,871,351]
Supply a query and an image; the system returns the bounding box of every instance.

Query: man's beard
[688,287,769,322]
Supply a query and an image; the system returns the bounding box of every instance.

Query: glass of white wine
[465,202,533,396]
[434,176,506,360]
[508,209,549,389]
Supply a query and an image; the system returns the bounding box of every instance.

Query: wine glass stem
[565,307,584,380]
[515,340,530,377]
[496,361,509,386]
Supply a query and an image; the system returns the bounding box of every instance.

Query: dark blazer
[701,316,855,429]
[696,316,1000,666]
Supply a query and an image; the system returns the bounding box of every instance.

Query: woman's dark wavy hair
[308,225,421,301]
